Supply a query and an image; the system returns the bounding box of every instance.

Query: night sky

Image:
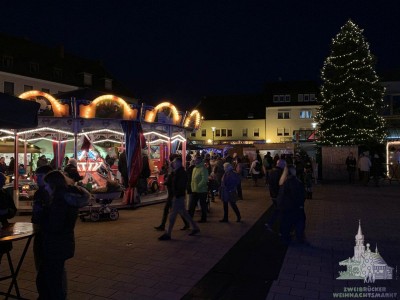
[1,1,400,111]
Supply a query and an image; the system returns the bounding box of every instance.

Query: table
[0,222,36,300]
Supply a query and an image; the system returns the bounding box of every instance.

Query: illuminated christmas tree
[315,19,386,146]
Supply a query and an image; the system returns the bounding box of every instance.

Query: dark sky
[1,1,400,111]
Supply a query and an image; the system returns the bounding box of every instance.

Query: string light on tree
[315,19,386,146]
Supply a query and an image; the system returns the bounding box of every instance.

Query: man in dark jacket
[63,158,82,183]
[277,165,306,245]
[158,157,200,240]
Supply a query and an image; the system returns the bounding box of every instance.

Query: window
[304,94,309,102]
[253,128,259,137]
[83,73,92,86]
[278,111,290,119]
[215,129,221,137]
[191,132,196,137]
[298,94,304,102]
[201,129,206,137]
[227,129,232,137]
[30,62,39,73]
[242,128,248,137]
[24,85,33,92]
[42,88,50,93]
[53,68,63,79]
[274,94,290,102]
[221,129,227,137]
[310,94,316,101]
[104,78,112,90]
[299,110,312,119]
[4,81,14,95]
[277,128,290,136]
[2,55,13,68]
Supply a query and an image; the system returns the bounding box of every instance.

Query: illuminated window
[104,78,112,90]
[278,111,290,119]
[242,128,248,137]
[216,129,221,137]
[299,110,312,119]
[221,129,227,137]
[82,72,93,86]
[201,129,206,137]
[227,129,232,137]
[254,128,259,137]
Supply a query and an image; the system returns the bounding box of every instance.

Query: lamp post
[211,127,216,145]
[311,122,318,141]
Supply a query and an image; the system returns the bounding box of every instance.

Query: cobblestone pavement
[1,179,399,300]
[266,180,400,300]
[0,179,271,300]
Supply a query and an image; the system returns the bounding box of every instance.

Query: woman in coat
[219,163,241,223]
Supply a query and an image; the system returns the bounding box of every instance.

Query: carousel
[0,89,202,209]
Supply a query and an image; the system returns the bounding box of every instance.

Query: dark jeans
[266,199,281,227]
[189,192,208,221]
[236,181,243,199]
[280,209,306,244]
[36,258,66,300]
[160,195,188,228]
[347,170,356,183]
[222,200,241,221]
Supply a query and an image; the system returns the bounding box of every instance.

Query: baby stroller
[79,181,122,222]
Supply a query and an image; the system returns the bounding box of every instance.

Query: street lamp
[211,127,216,145]
[311,122,318,141]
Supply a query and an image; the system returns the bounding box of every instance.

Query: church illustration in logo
[337,220,393,283]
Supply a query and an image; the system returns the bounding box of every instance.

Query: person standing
[154,154,189,231]
[189,156,209,223]
[263,152,273,185]
[37,171,89,299]
[0,157,7,188]
[219,163,241,223]
[265,159,286,232]
[63,158,82,183]
[359,153,372,186]
[277,165,306,245]
[158,157,200,240]
[370,154,384,187]
[118,150,128,188]
[345,152,357,184]
[249,159,261,187]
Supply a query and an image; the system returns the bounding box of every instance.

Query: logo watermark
[333,220,398,299]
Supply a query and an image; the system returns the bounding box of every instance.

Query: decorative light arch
[183,110,201,129]
[144,102,180,124]
[19,90,69,117]
[79,95,137,119]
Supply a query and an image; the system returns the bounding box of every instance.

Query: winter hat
[68,158,78,167]
[223,162,233,172]
[276,159,286,169]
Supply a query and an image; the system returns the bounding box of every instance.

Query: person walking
[154,154,189,231]
[158,157,200,240]
[370,154,384,187]
[36,170,90,299]
[277,165,306,245]
[219,163,241,223]
[345,152,357,184]
[189,156,209,223]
